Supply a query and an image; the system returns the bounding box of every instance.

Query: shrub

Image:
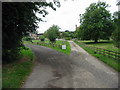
[112,29,120,48]
[65,37,71,40]
[39,35,45,42]
[45,25,60,43]
[112,11,120,48]
[25,37,32,41]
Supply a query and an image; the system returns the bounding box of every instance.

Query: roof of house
[37,33,43,35]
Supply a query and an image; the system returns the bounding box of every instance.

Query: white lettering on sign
[62,45,66,49]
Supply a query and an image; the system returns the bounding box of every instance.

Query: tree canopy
[45,25,60,42]
[77,2,115,42]
[2,2,60,63]
[112,11,120,48]
[39,35,45,42]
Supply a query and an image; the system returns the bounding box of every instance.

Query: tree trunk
[95,39,98,43]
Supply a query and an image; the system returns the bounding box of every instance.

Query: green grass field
[75,40,120,72]
[2,47,35,88]
[80,40,119,51]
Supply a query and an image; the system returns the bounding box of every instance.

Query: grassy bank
[2,47,35,88]
[74,40,120,72]
[80,40,119,51]
[49,40,71,55]
[24,40,71,55]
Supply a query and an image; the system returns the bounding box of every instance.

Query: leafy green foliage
[2,2,60,63]
[76,2,114,42]
[3,47,34,88]
[63,32,69,37]
[112,11,120,48]
[112,29,120,48]
[39,35,45,42]
[65,37,71,40]
[23,37,32,41]
[60,30,75,39]
[45,25,60,42]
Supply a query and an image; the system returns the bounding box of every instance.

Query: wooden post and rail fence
[76,41,120,61]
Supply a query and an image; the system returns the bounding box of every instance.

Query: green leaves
[77,1,114,42]
[2,1,60,63]
[112,11,120,48]
[39,35,45,42]
[45,25,60,42]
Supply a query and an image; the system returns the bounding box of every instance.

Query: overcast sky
[37,0,118,33]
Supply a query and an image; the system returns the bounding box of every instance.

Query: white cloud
[37,0,118,33]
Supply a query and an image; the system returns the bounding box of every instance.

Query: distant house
[29,33,39,40]
[29,33,44,40]
[37,33,44,37]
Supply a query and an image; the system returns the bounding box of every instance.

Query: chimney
[75,25,77,30]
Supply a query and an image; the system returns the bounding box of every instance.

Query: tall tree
[112,11,120,48]
[78,2,114,42]
[45,25,60,42]
[2,2,60,63]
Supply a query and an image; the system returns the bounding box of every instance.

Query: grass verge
[80,40,119,51]
[2,47,35,88]
[38,40,71,55]
[74,40,120,72]
[49,41,71,55]
[24,40,71,55]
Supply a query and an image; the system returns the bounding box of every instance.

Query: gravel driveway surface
[22,42,118,88]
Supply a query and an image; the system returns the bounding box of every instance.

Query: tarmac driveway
[22,42,118,88]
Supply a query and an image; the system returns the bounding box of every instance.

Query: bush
[65,37,71,40]
[3,47,21,64]
[45,25,60,42]
[112,11,120,48]
[39,35,45,42]
[23,37,32,41]
[112,29,120,48]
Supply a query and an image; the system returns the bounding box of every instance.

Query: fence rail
[77,41,120,61]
